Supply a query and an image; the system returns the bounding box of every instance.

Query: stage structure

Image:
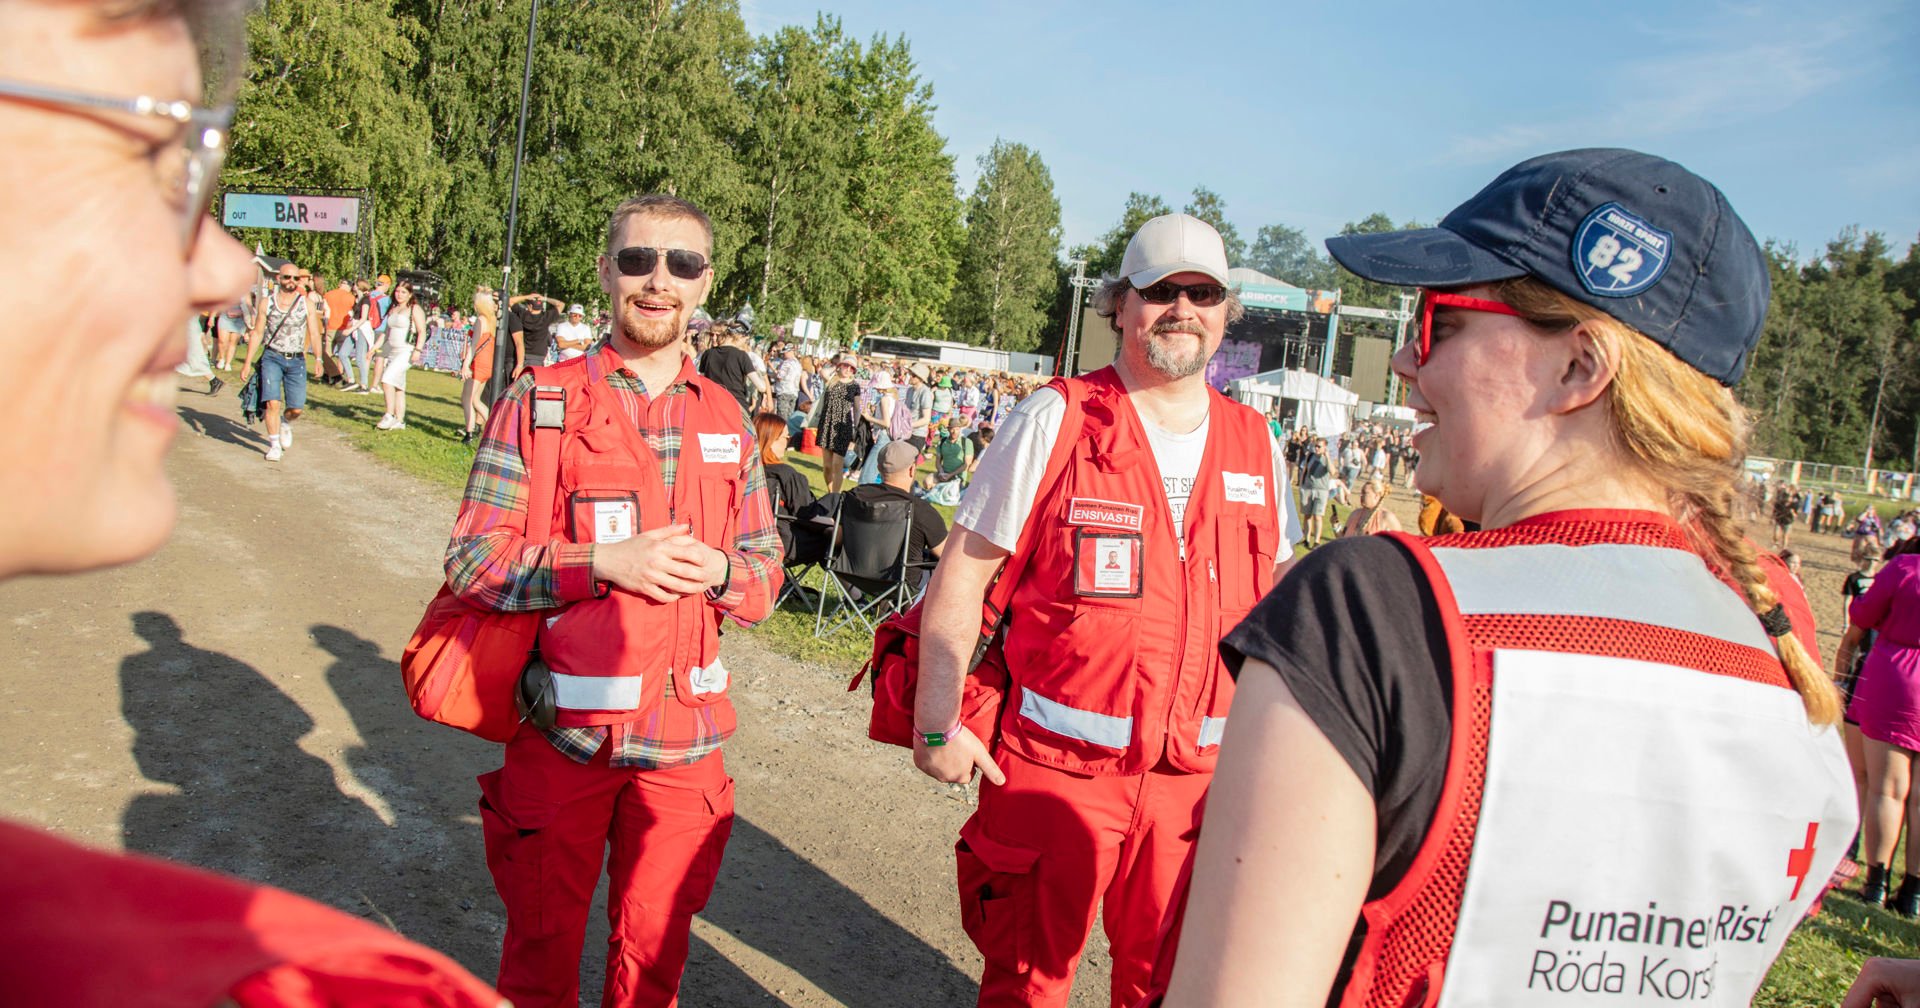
[1075,268,1344,389]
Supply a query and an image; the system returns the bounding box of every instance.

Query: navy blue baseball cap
[1324,148,1769,385]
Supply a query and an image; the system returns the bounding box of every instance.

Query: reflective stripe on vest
[1198,716,1227,748]
[1429,543,1776,654]
[1336,520,1849,1008]
[1019,687,1132,749]
[552,671,643,712]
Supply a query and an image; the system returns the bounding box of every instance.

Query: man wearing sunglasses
[445,193,781,1007]
[238,260,322,462]
[913,213,1302,1006]
[0,0,505,1003]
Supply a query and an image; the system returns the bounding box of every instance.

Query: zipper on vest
[1165,549,1191,753]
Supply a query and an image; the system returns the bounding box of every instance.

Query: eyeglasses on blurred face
[1414,291,1525,366]
[0,78,231,249]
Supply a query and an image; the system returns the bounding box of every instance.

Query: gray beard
[1142,329,1207,379]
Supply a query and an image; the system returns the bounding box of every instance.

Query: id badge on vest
[1073,528,1142,598]
[570,492,639,544]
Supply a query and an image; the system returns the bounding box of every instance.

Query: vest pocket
[694,474,741,549]
[1215,512,1279,612]
[670,657,731,708]
[956,823,1042,975]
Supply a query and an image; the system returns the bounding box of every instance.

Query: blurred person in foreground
[1150,149,1854,1007]
[0,1,501,1004]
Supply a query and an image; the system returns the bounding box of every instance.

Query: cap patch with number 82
[1573,201,1672,298]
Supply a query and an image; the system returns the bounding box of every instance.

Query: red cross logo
[1786,822,1819,900]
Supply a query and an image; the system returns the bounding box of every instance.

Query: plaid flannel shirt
[445,344,781,768]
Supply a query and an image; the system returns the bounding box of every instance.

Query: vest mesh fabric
[1346,514,1785,1008]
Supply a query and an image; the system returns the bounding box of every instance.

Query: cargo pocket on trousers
[955,821,1042,975]
[671,774,736,916]
[478,767,562,939]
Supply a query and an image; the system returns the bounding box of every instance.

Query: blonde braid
[1495,279,1843,725]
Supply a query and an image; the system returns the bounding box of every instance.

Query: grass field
[301,367,1914,1004]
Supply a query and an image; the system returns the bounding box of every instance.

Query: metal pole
[1061,258,1087,376]
[1385,290,1413,405]
[491,0,539,403]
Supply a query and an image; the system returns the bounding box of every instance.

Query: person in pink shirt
[1848,537,1920,915]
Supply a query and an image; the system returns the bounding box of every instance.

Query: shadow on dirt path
[120,611,383,895]
[177,403,269,451]
[312,624,500,947]
[694,816,975,1005]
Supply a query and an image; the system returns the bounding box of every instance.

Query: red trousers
[479,727,734,1008]
[957,749,1211,1008]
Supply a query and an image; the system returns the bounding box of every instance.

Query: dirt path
[0,379,1056,1007]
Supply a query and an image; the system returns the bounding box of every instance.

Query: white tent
[1365,404,1418,427]
[1227,368,1358,438]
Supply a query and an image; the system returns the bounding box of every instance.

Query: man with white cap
[912,213,1303,1006]
[553,302,595,361]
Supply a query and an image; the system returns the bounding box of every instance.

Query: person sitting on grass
[920,415,974,506]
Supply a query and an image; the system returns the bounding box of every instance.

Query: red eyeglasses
[1414,292,1524,366]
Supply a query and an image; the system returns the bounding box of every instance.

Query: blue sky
[741,0,1920,272]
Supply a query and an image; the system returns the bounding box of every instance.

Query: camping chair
[772,481,831,610]
[812,493,929,638]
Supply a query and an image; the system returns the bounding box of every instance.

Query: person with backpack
[237,260,322,462]
[442,193,780,1008]
[911,213,1301,1007]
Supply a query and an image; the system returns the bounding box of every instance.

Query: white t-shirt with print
[955,386,1303,555]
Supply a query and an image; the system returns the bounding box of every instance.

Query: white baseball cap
[568,303,585,315]
[1120,213,1230,287]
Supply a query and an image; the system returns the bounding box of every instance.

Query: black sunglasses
[1134,280,1227,307]
[612,246,708,281]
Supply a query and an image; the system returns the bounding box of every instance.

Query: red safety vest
[1341,511,1855,1008]
[533,349,759,729]
[997,366,1282,777]
[0,819,503,1007]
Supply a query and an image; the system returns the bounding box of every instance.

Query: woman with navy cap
[1149,149,1856,1007]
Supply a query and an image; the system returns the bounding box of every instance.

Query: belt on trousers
[268,349,305,358]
